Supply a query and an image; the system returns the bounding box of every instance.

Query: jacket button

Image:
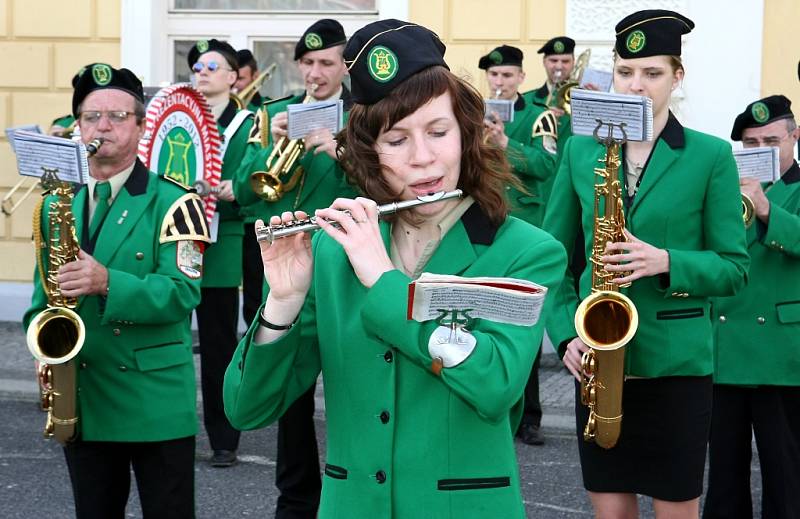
[718,315,726,323]
[757,316,766,324]
[135,252,144,260]
[379,411,390,424]
[375,470,387,484]
[80,362,87,369]
[118,365,128,371]
[383,351,393,363]
[113,328,121,336]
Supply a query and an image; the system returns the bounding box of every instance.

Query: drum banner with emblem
[137,84,221,222]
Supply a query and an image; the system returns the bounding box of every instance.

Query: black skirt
[575,375,713,501]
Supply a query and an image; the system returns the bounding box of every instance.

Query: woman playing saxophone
[542,9,749,518]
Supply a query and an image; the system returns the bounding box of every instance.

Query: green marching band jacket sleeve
[224,216,566,429]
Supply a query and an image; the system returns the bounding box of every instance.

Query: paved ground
[0,312,763,517]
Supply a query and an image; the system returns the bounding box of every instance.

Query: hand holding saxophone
[600,229,670,285]
[58,249,109,297]
[314,197,394,289]
[563,337,590,381]
[739,177,770,222]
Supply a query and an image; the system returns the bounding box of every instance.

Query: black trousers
[242,223,263,327]
[519,346,542,428]
[704,384,800,519]
[196,286,241,451]
[275,383,322,519]
[63,436,195,519]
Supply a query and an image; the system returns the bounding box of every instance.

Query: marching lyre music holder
[592,119,628,147]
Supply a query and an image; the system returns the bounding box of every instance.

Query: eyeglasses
[192,60,230,73]
[79,111,135,125]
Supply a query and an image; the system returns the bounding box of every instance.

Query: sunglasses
[192,60,230,73]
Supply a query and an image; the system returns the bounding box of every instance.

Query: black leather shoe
[210,449,238,467]
[517,424,545,446]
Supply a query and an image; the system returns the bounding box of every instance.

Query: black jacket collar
[460,202,500,245]
[124,159,150,196]
[782,161,800,185]
[218,98,238,128]
[533,82,549,100]
[513,94,526,112]
[659,112,685,149]
[341,85,353,112]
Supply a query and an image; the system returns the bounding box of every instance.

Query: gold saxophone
[573,122,638,450]
[250,83,318,202]
[26,138,103,444]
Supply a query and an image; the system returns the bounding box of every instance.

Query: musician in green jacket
[232,19,356,517]
[224,19,566,519]
[704,95,800,519]
[188,38,256,468]
[523,36,575,143]
[24,64,209,518]
[543,11,749,518]
[479,44,559,447]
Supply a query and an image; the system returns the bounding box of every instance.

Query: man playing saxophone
[23,64,209,518]
[479,44,558,445]
[705,95,800,519]
[232,18,356,519]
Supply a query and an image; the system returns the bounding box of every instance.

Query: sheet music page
[484,99,515,123]
[570,89,654,142]
[5,124,43,152]
[11,130,88,184]
[734,147,780,182]
[286,100,343,139]
[408,273,548,326]
[580,68,613,92]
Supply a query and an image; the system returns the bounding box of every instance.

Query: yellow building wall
[0,0,120,281]
[410,0,566,97]
[761,0,800,101]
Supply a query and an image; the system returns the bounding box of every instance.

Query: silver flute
[255,189,463,243]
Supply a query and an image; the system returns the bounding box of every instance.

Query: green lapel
[72,185,87,245]
[93,165,155,266]
[628,138,678,218]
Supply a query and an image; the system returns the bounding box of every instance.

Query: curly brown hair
[338,66,518,225]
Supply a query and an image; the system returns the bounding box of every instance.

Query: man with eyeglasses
[704,94,800,519]
[188,38,256,469]
[23,63,209,518]
[231,18,355,519]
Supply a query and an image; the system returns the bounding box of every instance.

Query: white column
[120,0,168,85]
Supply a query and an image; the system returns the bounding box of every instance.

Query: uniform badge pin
[117,209,128,225]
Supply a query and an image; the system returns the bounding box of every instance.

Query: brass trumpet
[742,193,755,228]
[233,63,278,110]
[250,84,318,202]
[547,49,591,115]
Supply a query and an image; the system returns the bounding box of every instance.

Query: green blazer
[203,99,255,288]
[503,95,558,226]
[522,84,572,142]
[23,161,207,442]
[543,113,749,377]
[233,88,356,223]
[224,205,566,519]
[711,162,800,386]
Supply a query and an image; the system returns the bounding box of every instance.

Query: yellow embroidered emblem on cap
[368,45,398,82]
[752,102,770,124]
[92,64,112,86]
[626,30,646,53]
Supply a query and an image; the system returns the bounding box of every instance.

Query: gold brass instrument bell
[232,62,278,110]
[742,193,755,228]
[250,83,318,202]
[547,48,591,115]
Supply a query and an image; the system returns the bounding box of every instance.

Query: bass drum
[137,84,222,226]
